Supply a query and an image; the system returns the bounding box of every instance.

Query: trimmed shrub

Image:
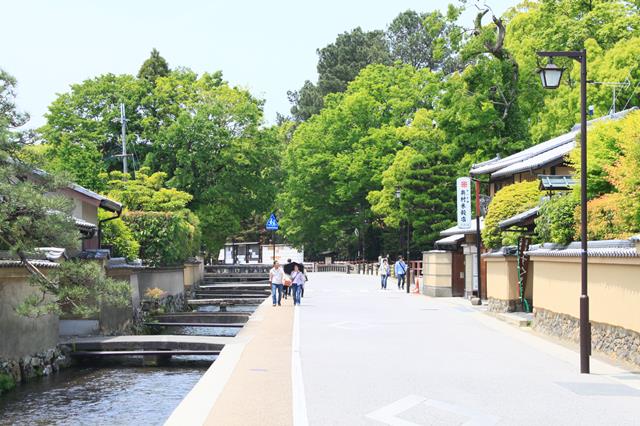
[535,193,579,245]
[98,211,140,261]
[482,180,543,249]
[577,193,635,240]
[123,211,199,267]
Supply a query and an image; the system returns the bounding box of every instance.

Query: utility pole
[120,103,128,175]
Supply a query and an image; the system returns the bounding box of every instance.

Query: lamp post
[537,49,590,374]
[395,188,410,294]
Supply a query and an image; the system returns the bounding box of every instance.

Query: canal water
[0,306,257,425]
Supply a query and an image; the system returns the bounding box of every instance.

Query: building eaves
[526,239,639,258]
[491,142,574,179]
[498,206,540,229]
[439,218,484,237]
[434,234,465,249]
[470,107,638,178]
[0,259,59,268]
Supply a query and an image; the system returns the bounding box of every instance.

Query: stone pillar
[462,244,477,299]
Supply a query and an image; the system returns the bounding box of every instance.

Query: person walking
[395,256,407,290]
[291,264,305,305]
[269,260,284,306]
[283,258,293,299]
[380,258,390,290]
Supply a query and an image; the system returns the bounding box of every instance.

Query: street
[298,273,640,426]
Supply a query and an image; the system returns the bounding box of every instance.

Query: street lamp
[537,49,590,374]
[395,188,410,294]
[538,61,565,89]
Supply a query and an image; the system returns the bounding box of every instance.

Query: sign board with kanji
[265,213,279,231]
[456,177,472,229]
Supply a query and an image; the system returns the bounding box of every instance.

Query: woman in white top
[380,258,390,290]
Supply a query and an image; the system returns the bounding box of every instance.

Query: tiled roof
[0,259,59,268]
[434,234,465,248]
[74,217,97,232]
[440,217,484,236]
[469,108,637,179]
[498,206,540,229]
[491,142,574,179]
[526,239,639,258]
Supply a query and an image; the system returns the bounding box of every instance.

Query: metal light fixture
[537,49,590,374]
[538,60,565,89]
[395,188,401,199]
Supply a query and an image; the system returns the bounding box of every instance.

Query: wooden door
[451,252,465,297]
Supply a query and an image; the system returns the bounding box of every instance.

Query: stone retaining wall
[533,307,640,367]
[487,297,521,313]
[0,347,72,395]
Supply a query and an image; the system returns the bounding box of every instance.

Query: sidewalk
[204,296,295,426]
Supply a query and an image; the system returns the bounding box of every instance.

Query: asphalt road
[298,273,640,426]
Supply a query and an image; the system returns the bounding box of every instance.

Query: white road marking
[292,305,309,426]
[365,394,499,426]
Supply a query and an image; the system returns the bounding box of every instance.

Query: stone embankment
[0,347,72,395]
[533,307,640,367]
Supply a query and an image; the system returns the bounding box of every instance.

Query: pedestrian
[395,256,407,290]
[269,260,284,306]
[380,258,390,290]
[291,264,305,305]
[283,258,293,299]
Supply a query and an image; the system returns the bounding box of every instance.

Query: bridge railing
[205,264,271,274]
[315,263,353,273]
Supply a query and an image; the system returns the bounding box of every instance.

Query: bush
[577,193,635,240]
[98,211,140,261]
[535,193,578,245]
[123,211,199,267]
[482,180,543,249]
[0,373,16,395]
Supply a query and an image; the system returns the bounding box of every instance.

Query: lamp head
[538,61,565,89]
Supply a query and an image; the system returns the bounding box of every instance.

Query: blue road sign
[266,213,279,231]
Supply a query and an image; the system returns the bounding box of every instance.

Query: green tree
[535,193,578,245]
[39,73,148,190]
[0,70,129,317]
[288,27,392,121]
[387,7,463,72]
[137,48,170,83]
[147,72,281,252]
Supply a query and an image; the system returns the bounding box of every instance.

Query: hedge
[482,180,542,249]
[123,211,200,267]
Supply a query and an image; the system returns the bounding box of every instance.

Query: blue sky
[1,0,516,128]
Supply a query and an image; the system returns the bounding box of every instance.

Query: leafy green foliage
[0,373,16,395]
[578,193,633,240]
[39,73,148,190]
[368,144,456,249]
[137,48,170,83]
[387,7,463,72]
[482,181,543,249]
[103,167,192,212]
[123,211,199,267]
[0,69,79,254]
[17,260,131,318]
[288,27,391,121]
[535,193,579,245]
[97,211,139,261]
[606,111,640,230]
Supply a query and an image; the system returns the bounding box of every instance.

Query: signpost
[266,213,279,263]
[458,177,482,301]
[456,177,472,230]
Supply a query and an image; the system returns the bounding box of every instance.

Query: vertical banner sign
[456,177,472,229]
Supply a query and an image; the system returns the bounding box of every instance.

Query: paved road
[298,273,640,426]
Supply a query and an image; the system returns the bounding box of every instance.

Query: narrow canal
[0,306,257,425]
